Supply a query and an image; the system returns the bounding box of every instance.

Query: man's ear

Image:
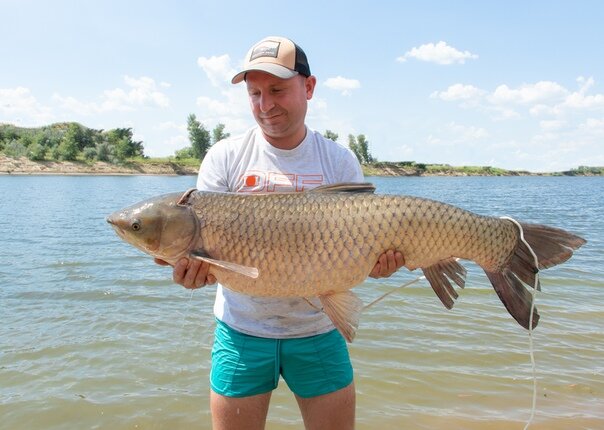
[305,75,317,100]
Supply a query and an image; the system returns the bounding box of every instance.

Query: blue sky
[2,0,603,172]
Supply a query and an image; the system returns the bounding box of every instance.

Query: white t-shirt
[196,126,364,338]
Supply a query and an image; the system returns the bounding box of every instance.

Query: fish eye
[131,220,141,231]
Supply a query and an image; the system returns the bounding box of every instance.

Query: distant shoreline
[0,155,601,177]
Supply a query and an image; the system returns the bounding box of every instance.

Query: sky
[1,0,603,172]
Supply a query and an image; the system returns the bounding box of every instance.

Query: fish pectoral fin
[190,251,259,279]
[309,182,376,194]
[422,258,467,310]
[319,291,363,343]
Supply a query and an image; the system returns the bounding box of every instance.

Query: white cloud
[490,81,568,105]
[54,75,170,114]
[435,77,604,123]
[192,54,253,135]
[155,121,186,132]
[582,117,604,129]
[448,122,489,140]
[563,90,604,109]
[539,119,567,131]
[196,95,241,118]
[0,86,53,125]
[197,54,236,87]
[106,75,170,109]
[397,41,478,65]
[323,76,361,96]
[431,84,485,101]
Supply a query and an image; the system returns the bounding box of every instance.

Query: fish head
[106,191,200,262]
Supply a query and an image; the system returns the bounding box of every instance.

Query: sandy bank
[0,155,198,176]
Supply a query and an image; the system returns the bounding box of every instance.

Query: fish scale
[189,191,516,295]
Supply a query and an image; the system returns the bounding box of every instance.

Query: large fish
[107,183,586,341]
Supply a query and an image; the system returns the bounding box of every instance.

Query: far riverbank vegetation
[1,120,602,176]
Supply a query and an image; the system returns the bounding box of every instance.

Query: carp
[107,183,586,341]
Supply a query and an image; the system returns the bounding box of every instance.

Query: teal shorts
[210,319,353,398]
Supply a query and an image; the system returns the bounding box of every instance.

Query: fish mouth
[106,216,126,239]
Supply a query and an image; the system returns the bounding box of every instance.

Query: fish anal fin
[422,258,467,310]
[310,182,376,194]
[190,250,259,279]
[319,291,363,343]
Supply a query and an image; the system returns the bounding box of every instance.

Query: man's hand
[369,250,405,279]
[154,257,216,289]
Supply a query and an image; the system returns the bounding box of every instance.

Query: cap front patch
[250,41,280,61]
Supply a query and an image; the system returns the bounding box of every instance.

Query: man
[161,36,404,430]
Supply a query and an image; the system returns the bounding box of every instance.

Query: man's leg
[281,329,355,429]
[210,390,272,430]
[295,382,355,430]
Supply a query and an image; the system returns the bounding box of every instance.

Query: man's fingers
[384,250,396,273]
[394,251,405,269]
[182,258,204,289]
[154,258,171,266]
[173,258,189,285]
[370,250,405,279]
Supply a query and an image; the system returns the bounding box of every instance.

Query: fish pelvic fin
[485,222,586,330]
[319,291,363,343]
[422,258,467,310]
[190,250,259,279]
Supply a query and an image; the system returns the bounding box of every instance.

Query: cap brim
[231,63,299,84]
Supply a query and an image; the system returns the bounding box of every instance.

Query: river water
[1,175,602,429]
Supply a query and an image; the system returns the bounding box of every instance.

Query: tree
[83,147,97,161]
[356,134,375,163]
[57,128,79,160]
[187,114,211,160]
[324,130,339,142]
[27,141,47,161]
[348,133,375,164]
[348,134,361,164]
[105,128,144,161]
[4,140,28,158]
[96,142,113,162]
[212,123,230,144]
[175,146,195,159]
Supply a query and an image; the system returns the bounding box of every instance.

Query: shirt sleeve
[196,143,230,192]
[338,148,365,183]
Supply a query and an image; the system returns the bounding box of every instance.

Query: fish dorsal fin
[319,291,363,342]
[310,182,376,194]
[177,188,197,206]
[190,250,259,279]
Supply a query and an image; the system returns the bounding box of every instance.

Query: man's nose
[258,94,275,112]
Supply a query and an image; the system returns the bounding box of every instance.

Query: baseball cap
[231,36,311,84]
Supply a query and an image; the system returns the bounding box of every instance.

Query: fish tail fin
[485,222,586,330]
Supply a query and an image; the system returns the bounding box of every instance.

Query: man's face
[245,71,316,147]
